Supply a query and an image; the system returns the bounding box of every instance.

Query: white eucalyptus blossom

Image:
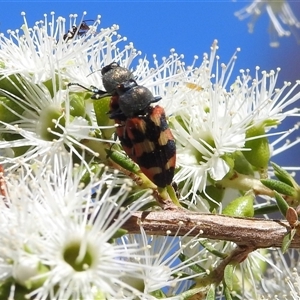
[119,224,207,297]
[169,40,300,205]
[259,249,300,299]
[0,73,108,170]
[0,153,155,300]
[235,0,300,47]
[0,12,103,82]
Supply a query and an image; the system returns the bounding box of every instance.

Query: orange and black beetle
[69,62,176,188]
[113,80,176,188]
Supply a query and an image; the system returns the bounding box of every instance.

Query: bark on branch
[122,211,300,249]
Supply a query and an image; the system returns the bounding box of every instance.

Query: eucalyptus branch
[122,211,298,249]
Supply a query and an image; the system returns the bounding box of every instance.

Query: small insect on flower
[63,20,93,41]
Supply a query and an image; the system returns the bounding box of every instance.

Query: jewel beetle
[68,63,176,188]
[115,103,176,188]
[112,79,176,188]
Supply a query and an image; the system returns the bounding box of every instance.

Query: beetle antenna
[67,82,93,92]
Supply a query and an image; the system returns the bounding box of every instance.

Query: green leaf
[110,228,128,241]
[224,286,233,300]
[0,96,25,123]
[139,201,159,211]
[178,253,206,273]
[206,285,215,300]
[261,179,296,197]
[199,240,227,259]
[124,189,152,206]
[254,204,278,215]
[43,74,60,98]
[79,163,104,186]
[150,289,166,298]
[281,229,297,253]
[274,191,289,218]
[0,133,30,157]
[105,148,140,174]
[0,74,26,99]
[271,162,297,188]
[224,265,234,291]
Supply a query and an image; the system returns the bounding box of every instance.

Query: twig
[122,211,299,249]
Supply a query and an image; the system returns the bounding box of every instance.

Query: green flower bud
[232,151,254,176]
[0,133,30,157]
[0,96,25,123]
[243,125,270,176]
[221,154,235,179]
[110,228,128,240]
[0,280,31,300]
[271,162,298,188]
[206,285,216,300]
[222,194,254,217]
[0,74,26,100]
[224,265,234,290]
[14,259,49,290]
[68,93,87,118]
[43,75,60,98]
[93,96,115,139]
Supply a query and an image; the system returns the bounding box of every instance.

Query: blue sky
[1,1,299,80]
[1,1,300,172]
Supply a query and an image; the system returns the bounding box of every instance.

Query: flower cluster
[0,152,158,299]
[0,11,300,299]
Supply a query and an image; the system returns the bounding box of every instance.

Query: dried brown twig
[122,211,299,249]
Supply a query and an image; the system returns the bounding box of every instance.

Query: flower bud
[93,96,115,139]
[243,125,270,176]
[232,151,254,176]
[0,75,26,100]
[0,96,25,123]
[68,93,88,118]
[14,257,49,290]
[222,194,254,217]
